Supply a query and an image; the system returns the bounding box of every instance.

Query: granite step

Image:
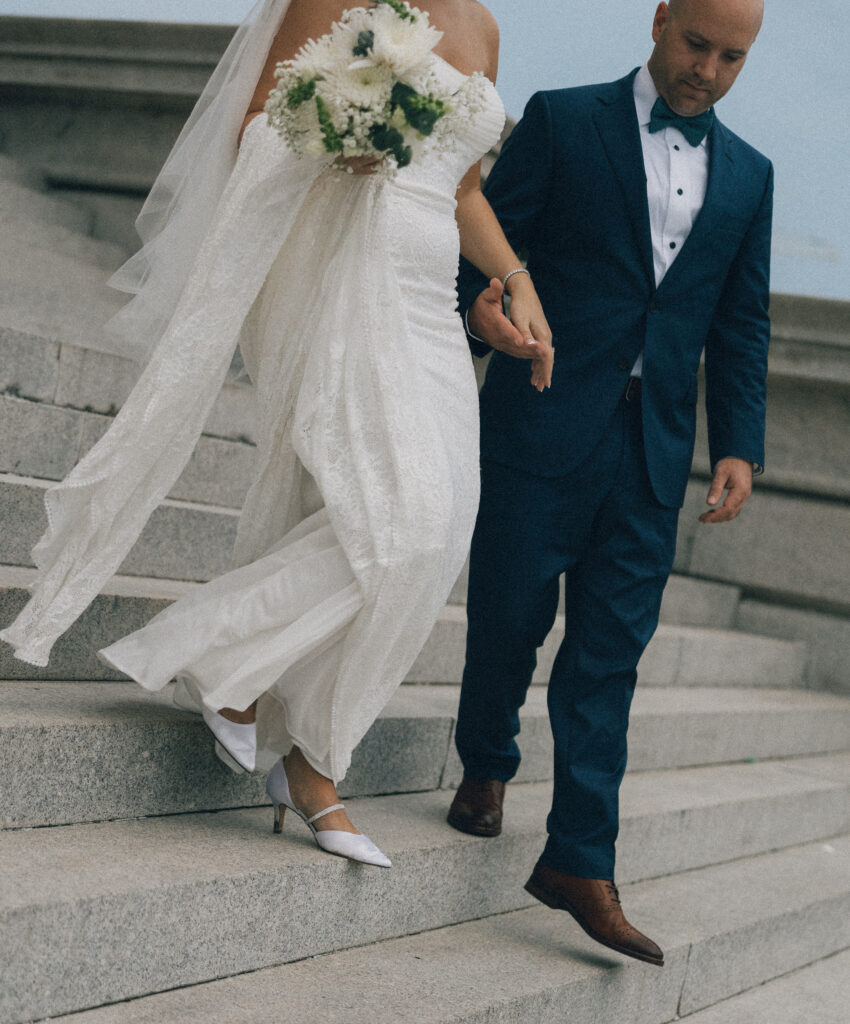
[0,474,239,582]
[46,837,850,1024]
[681,947,850,1024]
[737,597,850,697]
[3,681,848,829]
[0,327,258,444]
[1,767,847,1024]
[675,482,850,613]
[0,209,126,271]
[408,604,808,689]
[0,394,256,509]
[0,240,126,349]
[0,154,44,189]
[0,175,92,235]
[0,566,804,686]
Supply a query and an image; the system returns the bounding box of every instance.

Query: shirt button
[674,144,680,151]
[669,241,677,249]
[617,358,631,371]
[677,188,684,195]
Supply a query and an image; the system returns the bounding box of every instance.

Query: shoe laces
[604,882,622,905]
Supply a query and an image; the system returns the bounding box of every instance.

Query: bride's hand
[506,276,554,391]
[336,154,385,175]
[469,278,554,391]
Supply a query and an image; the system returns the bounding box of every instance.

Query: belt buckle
[624,377,641,402]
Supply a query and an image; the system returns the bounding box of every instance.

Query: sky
[2,0,847,301]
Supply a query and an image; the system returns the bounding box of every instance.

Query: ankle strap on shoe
[306,803,345,825]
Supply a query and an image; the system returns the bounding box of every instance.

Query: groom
[449,0,772,965]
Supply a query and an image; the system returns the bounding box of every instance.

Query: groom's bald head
[667,0,764,29]
[648,0,764,115]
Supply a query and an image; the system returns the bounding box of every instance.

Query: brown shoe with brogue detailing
[447,777,506,837]
[524,861,664,966]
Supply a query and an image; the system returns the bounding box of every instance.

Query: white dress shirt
[630,64,709,377]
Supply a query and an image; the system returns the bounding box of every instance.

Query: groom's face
[648,0,763,115]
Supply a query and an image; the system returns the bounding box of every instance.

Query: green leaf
[314,95,344,153]
[352,30,375,58]
[369,122,412,167]
[390,81,445,136]
[287,76,317,108]
[374,0,416,21]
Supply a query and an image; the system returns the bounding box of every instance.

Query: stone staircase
[2,157,849,1024]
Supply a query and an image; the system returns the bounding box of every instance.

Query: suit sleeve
[458,90,555,357]
[704,160,773,472]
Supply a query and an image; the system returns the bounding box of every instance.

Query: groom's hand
[699,457,754,524]
[468,279,554,390]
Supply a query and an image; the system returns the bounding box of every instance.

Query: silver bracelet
[501,267,531,291]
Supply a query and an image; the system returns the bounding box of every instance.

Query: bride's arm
[239,0,382,173]
[453,8,553,391]
[241,0,344,141]
[456,169,553,391]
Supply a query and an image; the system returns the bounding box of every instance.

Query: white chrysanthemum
[320,61,394,112]
[325,17,363,65]
[367,5,442,76]
[292,33,336,77]
[340,6,372,38]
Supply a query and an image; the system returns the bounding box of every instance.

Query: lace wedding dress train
[1,59,505,782]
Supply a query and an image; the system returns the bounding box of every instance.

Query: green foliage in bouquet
[368,123,412,168]
[374,0,418,21]
[390,82,445,136]
[315,95,345,154]
[287,77,317,109]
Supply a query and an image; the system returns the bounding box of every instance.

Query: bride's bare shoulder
[459,0,499,39]
[457,1,500,79]
[269,0,350,63]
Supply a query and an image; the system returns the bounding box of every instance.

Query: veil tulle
[104,0,293,365]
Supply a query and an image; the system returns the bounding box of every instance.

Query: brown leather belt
[623,376,642,402]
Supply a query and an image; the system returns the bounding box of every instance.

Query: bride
[0,0,552,866]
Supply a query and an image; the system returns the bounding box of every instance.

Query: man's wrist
[717,455,762,476]
[464,308,489,347]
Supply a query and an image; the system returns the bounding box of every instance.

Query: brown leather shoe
[447,778,506,837]
[524,861,664,966]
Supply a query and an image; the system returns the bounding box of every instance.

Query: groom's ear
[652,2,670,44]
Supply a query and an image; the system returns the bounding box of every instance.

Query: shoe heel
[525,878,559,910]
[273,803,286,834]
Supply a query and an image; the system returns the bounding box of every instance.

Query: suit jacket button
[617,358,631,371]
[649,300,661,313]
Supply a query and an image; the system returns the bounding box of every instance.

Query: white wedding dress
[0,57,505,782]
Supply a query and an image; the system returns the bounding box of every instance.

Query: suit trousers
[456,390,680,879]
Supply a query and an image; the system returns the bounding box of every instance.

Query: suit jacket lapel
[592,71,655,289]
[655,120,737,297]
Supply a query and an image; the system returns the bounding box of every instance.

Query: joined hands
[469,277,554,391]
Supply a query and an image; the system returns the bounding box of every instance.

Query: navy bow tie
[648,96,715,147]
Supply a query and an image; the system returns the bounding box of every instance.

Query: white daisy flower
[367,4,442,77]
[320,60,394,112]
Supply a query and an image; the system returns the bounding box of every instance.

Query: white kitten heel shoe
[202,707,257,773]
[266,757,392,868]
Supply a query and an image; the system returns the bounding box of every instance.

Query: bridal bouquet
[265,0,485,173]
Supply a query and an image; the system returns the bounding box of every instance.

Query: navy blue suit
[455,71,772,878]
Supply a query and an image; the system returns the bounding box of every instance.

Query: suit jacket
[458,70,773,509]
